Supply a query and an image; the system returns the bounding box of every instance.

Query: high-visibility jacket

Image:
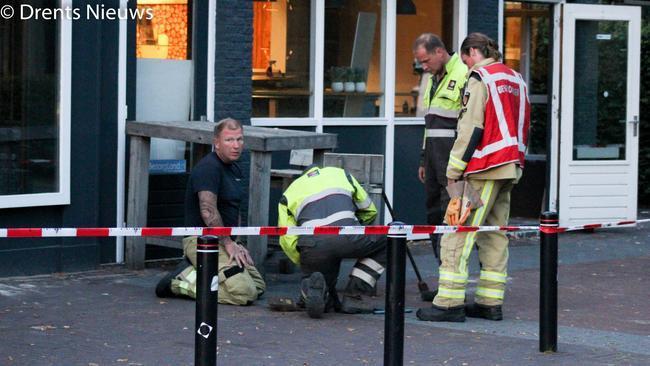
[278,166,377,264]
[420,53,468,154]
[464,62,530,175]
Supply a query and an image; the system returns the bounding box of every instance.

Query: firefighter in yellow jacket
[413,33,468,269]
[417,33,530,322]
[274,166,386,319]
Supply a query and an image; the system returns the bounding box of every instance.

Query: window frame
[251,0,468,216]
[251,0,466,127]
[0,0,71,209]
[252,0,391,126]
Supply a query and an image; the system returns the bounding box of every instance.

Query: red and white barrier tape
[0,225,537,238]
[541,218,650,234]
[0,219,647,238]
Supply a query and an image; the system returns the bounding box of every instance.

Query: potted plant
[353,68,366,92]
[329,66,345,92]
[344,67,356,92]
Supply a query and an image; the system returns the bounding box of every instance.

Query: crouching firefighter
[270,166,387,318]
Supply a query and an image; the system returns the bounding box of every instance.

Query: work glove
[444,181,464,225]
[445,181,484,226]
[444,196,462,225]
[458,183,483,225]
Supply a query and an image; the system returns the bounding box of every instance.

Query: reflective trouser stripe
[171,266,197,298]
[439,270,468,284]
[459,181,495,276]
[476,287,504,300]
[351,267,377,287]
[183,267,197,283]
[171,266,196,298]
[359,258,385,275]
[437,287,466,299]
[480,270,507,283]
[173,279,196,298]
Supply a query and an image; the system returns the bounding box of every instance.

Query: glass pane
[529,15,550,95]
[395,0,453,118]
[324,0,383,117]
[528,104,548,155]
[504,6,521,71]
[503,2,551,95]
[252,0,311,118]
[573,20,628,160]
[503,2,552,157]
[136,1,191,60]
[0,1,59,195]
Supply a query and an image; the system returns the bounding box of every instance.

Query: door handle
[629,115,639,137]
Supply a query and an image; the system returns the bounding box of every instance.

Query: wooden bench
[125,121,337,269]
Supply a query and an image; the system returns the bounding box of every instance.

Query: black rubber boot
[301,272,328,319]
[416,304,466,322]
[326,287,342,313]
[465,303,503,321]
[420,289,438,302]
[340,276,378,314]
[345,276,375,295]
[155,257,192,298]
[340,293,376,314]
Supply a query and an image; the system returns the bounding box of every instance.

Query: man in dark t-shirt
[156,118,265,305]
[184,150,243,228]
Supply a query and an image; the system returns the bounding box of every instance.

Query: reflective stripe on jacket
[421,53,468,151]
[464,62,530,175]
[278,166,377,264]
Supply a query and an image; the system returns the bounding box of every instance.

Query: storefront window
[504,2,551,155]
[394,0,454,118]
[136,0,191,60]
[324,0,383,117]
[252,0,312,118]
[0,2,60,197]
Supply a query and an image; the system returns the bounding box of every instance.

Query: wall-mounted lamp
[397,0,417,15]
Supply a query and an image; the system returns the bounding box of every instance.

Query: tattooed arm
[198,191,253,266]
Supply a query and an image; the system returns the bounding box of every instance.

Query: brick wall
[214,0,253,125]
[468,0,499,41]
[214,0,253,225]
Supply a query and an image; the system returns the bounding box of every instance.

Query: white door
[558,4,641,226]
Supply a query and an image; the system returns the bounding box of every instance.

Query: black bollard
[384,222,406,366]
[539,212,558,353]
[195,235,220,366]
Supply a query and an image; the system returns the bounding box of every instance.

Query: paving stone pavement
[1,219,649,365]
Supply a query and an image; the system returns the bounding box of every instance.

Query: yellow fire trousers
[433,178,516,308]
[170,236,266,305]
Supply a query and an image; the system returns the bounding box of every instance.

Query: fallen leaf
[30,325,56,331]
